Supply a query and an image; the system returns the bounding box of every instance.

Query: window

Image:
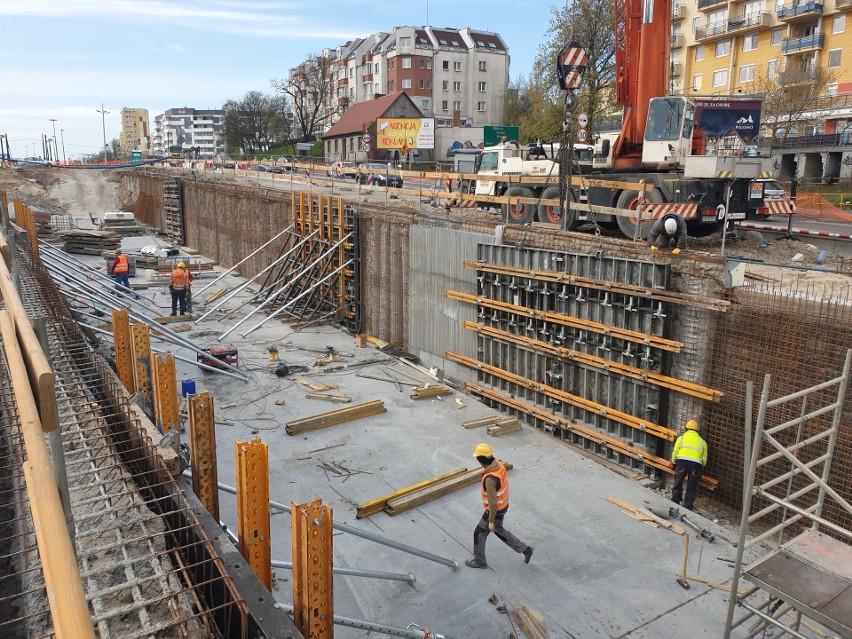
[442,100,448,111]
[453,81,461,91]
[421,100,430,111]
[453,100,461,111]
[420,58,426,68]
[374,83,380,93]
[364,83,372,95]
[743,34,758,51]
[420,79,432,89]
[692,16,700,32]
[742,0,763,16]
[375,63,380,73]
[402,78,412,89]
[739,64,755,82]
[708,8,727,24]
[833,15,845,34]
[388,81,395,91]
[478,81,486,92]
[477,101,486,112]
[692,74,702,90]
[716,40,730,57]
[453,61,462,71]
[402,57,412,69]
[771,28,783,45]
[399,36,411,48]
[442,60,449,70]
[479,60,487,71]
[442,80,449,90]
[695,45,705,62]
[767,59,778,78]
[713,69,727,87]
[828,49,841,68]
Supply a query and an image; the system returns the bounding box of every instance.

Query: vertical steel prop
[235,437,271,591]
[153,352,179,433]
[292,497,333,639]
[111,309,135,393]
[189,391,219,521]
[130,323,154,417]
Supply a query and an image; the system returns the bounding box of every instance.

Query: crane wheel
[616,188,663,239]
[537,186,579,229]
[503,186,536,224]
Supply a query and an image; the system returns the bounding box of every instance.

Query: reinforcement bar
[446,290,682,352]
[463,321,722,402]
[465,382,717,490]
[463,261,731,312]
[449,352,677,441]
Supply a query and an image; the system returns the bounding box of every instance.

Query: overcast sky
[0,0,554,159]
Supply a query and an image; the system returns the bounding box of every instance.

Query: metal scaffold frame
[724,348,852,639]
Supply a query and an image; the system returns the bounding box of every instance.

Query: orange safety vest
[113,254,129,274]
[481,462,509,511]
[170,267,189,290]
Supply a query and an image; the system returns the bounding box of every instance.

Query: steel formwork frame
[723,348,852,639]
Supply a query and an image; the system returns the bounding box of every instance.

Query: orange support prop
[235,437,271,590]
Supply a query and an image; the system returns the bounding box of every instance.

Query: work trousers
[114,272,130,290]
[671,459,704,510]
[171,288,187,315]
[473,509,529,565]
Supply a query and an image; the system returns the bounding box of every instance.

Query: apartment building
[119,108,149,155]
[672,0,852,180]
[293,25,509,138]
[151,108,225,159]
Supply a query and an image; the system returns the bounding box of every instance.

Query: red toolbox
[197,345,239,371]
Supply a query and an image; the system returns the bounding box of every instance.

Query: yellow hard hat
[473,443,493,458]
[685,419,700,430]
[177,261,186,268]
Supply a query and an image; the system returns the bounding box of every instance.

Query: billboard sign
[484,125,520,147]
[376,118,435,149]
[693,98,763,157]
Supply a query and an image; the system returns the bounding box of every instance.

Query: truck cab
[473,141,559,198]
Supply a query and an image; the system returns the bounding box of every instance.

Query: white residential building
[151,108,225,158]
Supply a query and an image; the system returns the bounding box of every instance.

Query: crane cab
[642,96,695,169]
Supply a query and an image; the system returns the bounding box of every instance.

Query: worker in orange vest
[110,249,130,290]
[465,443,533,569]
[168,261,193,316]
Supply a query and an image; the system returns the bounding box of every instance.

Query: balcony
[776,1,823,22]
[671,62,684,77]
[777,70,818,84]
[837,0,851,9]
[671,34,684,47]
[782,33,825,53]
[338,97,349,106]
[337,59,348,68]
[672,4,685,19]
[698,0,727,10]
[338,77,349,86]
[727,11,770,33]
[362,73,373,82]
[362,53,373,64]
[695,20,729,40]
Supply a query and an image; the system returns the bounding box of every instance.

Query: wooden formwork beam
[153,352,179,433]
[292,497,333,639]
[130,323,153,417]
[450,352,677,441]
[446,289,683,353]
[0,232,11,268]
[285,400,386,435]
[0,311,96,639]
[464,321,723,402]
[356,467,468,519]
[0,252,58,431]
[235,437,271,591]
[111,309,135,393]
[189,391,219,521]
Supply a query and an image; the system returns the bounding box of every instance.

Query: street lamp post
[96,103,110,162]
[60,129,67,164]
[49,118,59,164]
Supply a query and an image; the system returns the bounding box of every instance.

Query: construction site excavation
[0,162,850,639]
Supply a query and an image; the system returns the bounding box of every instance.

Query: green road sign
[484,125,520,147]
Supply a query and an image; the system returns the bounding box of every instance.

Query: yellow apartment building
[120,108,150,157]
[671,0,852,181]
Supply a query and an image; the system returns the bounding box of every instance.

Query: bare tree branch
[272,53,336,142]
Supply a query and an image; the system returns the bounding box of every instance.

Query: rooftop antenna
[426,0,429,27]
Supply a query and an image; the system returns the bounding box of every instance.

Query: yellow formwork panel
[153,353,179,433]
[111,309,135,393]
[291,497,333,639]
[188,391,219,521]
[130,323,153,417]
[235,437,271,591]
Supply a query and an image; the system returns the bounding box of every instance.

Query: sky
[0,0,556,160]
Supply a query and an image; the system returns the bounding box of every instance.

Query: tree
[533,0,617,136]
[272,53,336,142]
[503,71,563,142]
[223,91,289,155]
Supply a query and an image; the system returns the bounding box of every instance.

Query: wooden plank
[606,496,686,535]
[305,393,352,403]
[511,606,549,639]
[285,400,386,435]
[487,418,522,437]
[356,467,468,518]
[462,416,501,429]
[410,385,453,399]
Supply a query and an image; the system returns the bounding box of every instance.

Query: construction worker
[110,249,130,290]
[465,443,533,569]
[669,419,708,511]
[168,261,193,316]
[647,212,687,255]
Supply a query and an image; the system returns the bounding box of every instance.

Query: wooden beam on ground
[356,467,468,518]
[487,418,522,437]
[462,416,501,429]
[305,392,352,403]
[410,385,453,400]
[285,400,386,435]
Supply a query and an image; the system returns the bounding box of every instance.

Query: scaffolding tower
[724,348,852,638]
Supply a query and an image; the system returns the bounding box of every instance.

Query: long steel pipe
[188,476,459,570]
[272,559,415,585]
[277,603,461,639]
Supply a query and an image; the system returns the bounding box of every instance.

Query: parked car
[255,164,270,172]
[327,161,357,178]
[355,163,403,188]
[268,165,285,174]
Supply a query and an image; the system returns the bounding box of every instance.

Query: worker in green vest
[669,419,708,511]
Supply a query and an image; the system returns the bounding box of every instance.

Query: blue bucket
[181,379,196,397]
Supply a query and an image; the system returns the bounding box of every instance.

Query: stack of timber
[462,416,501,429]
[58,229,122,255]
[487,417,521,437]
[410,385,453,400]
[102,220,145,236]
[285,400,385,435]
[383,461,513,516]
[511,606,549,639]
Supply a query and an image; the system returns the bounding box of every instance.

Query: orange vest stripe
[113,254,129,274]
[481,462,509,510]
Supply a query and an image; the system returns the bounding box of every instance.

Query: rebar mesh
[703,278,852,534]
